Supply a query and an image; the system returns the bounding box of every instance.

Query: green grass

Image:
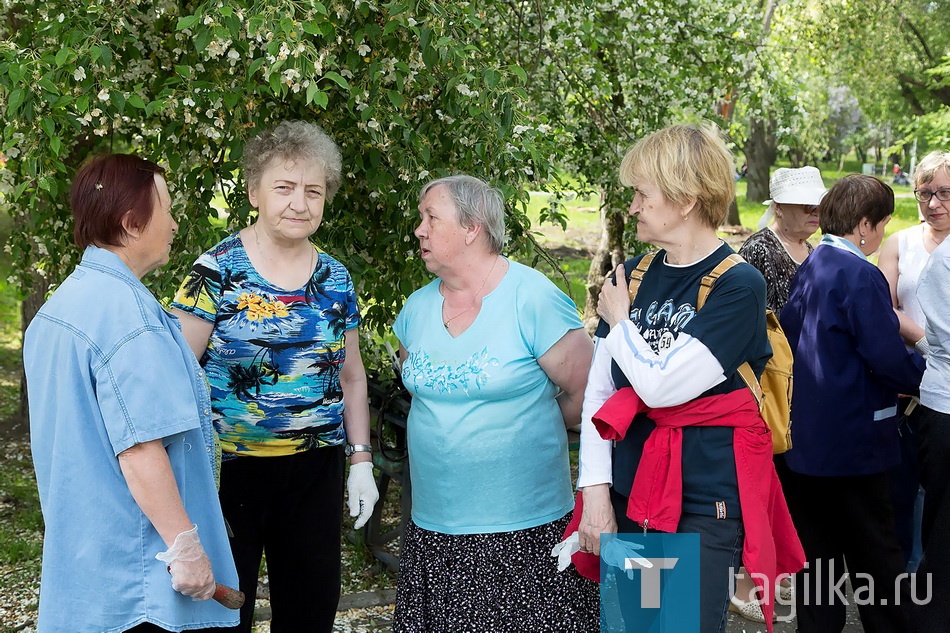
[524,161,926,302]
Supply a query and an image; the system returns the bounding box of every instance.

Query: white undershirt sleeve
[603,319,726,408]
[577,338,616,488]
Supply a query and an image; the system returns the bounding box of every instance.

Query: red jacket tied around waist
[564,387,805,632]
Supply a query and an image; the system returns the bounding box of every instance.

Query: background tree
[0,0,560,427]
[488,0,761,326]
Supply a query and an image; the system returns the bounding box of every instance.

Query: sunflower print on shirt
[172,233,360,458]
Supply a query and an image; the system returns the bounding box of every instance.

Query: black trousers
[208,446,345,633]
[781,469,912,633]
[913,404,950,632]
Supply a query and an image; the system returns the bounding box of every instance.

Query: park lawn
[528,161,924,301]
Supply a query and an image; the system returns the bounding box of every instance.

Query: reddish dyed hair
[71,154,166,249]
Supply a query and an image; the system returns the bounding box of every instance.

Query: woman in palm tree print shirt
[171,121,378,633]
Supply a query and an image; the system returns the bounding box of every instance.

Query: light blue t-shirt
[393,260,582,534]
[24,246,239,632]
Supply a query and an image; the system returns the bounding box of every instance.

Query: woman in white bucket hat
[731,166,826,623]
[739,166,826,317]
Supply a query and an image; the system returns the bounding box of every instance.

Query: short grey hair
[914,150,950,188]
[242,120,343,202]
[419,174,507,254]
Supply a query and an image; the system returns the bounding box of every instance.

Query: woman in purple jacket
[779,174,925,633]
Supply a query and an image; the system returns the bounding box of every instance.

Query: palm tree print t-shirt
[172,233,360,458]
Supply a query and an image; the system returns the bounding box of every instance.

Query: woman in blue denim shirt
[24,154,238,632]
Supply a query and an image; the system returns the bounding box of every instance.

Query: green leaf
[112,91,126,113]
[51,95,73,109]
[54,47,70,67]
[195,29,212,53]
[128,94,146,109]
[383,19,401,37]
[6,89,26,115]
[387,90,405,108]
[303,21,324,36]
[322,71,350,90]
[38,76,59,95]
[76,95,89,113]
[50,135,62,156]
[508,65,527,83]
[177,15,200,31]
[311,90,329,109]
[100,46,113,68]
[483,69,501,88]
[40,117,55,139]
[306,82,322,106]
[248,58,266,76]
[8,63,25,83]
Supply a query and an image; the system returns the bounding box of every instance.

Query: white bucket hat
[764,166,827,206]
[758,166,827,229]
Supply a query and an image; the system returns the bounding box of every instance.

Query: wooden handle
[212,583,245,610]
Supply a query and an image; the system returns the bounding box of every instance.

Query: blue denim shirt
[24,246,238,632]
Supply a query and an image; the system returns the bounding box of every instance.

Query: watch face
[344,444,353,457]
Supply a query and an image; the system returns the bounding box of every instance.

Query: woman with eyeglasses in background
[903,150,950,632]
[876,152,950,578]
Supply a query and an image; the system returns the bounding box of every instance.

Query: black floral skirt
[392,513,600,633]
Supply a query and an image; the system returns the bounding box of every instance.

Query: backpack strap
[696,253,745,310]
[695,253,765,409]
[627,251,658,302]
[737,361,764,408]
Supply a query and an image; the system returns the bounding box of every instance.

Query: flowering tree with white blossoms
[0,0,560,323]
[0,0,567,423]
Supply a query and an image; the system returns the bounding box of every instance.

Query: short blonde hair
[914,150,950,188]
[619,123,736,229]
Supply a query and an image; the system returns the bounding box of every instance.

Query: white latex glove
[601,537,652,580]
[347,461,379,530]
[551,532,581,572]
[155,525,215,600]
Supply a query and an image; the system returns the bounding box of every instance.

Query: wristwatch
[345,443,373,457]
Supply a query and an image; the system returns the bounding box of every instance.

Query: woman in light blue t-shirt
[391,174,598,632]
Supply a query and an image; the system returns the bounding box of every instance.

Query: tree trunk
[725,198,741,226]
[744,117,777,203]
[583,189,626,333]
[16,277,46,432]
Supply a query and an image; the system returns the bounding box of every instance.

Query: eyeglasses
[913,188,950,203]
